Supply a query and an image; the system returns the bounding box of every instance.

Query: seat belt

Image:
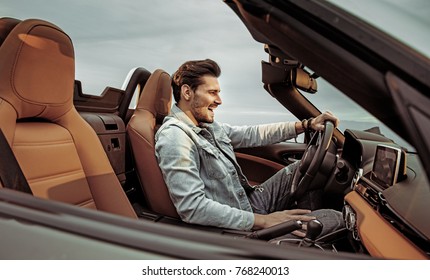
[0,128,33,194]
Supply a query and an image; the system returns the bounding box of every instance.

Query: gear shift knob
[306,219,323,240]
[300,219,323,247]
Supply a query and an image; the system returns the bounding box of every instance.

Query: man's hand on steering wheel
[309,111,339,131]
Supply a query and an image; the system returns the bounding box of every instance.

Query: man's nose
[215,94,222,105]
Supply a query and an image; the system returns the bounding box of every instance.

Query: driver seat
[0,18,137,218]
[126,69,179,218]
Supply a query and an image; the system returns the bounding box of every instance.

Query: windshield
[328,0,430,59]
[313,0,428,151]
[304,78,414,151]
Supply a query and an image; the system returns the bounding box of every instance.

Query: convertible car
[0,0,429,260]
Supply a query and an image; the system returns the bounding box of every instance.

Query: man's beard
[191,100,215,124]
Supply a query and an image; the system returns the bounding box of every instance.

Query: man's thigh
[247,161,299,214]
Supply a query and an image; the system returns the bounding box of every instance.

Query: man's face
[189,75,222,124]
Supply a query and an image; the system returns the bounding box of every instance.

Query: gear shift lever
[300,219,323,247]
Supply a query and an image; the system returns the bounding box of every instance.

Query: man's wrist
[295,121,304,134]
[295,118,314,134]
[252,213,266,230]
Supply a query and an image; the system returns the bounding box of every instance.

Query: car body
[0,0,429,260]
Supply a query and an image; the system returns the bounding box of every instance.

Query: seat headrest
[0,18,75,120]
[0,17,21,46]
[136,69,172,122]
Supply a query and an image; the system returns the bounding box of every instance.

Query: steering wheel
[290,120,335,204]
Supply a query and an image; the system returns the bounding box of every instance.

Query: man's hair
[171,59,221,102]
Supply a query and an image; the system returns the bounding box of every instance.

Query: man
[155,59,344,237]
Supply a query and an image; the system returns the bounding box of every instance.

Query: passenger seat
[0,17,21,45]
[0,19,137,218]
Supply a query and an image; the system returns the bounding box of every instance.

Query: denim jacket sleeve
[220,122,297,149]
[155,123,255,231]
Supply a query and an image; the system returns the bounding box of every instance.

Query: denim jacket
[154,104,297,230]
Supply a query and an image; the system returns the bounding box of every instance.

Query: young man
[155,59,344,237]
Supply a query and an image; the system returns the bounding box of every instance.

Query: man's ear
[181,84,192,101]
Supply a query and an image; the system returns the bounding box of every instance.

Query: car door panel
[235,142,306,185]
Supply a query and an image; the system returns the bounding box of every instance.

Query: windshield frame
[327,0,430,60]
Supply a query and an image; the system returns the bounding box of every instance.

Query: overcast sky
[2,0,427,148]
[3,0,297,123]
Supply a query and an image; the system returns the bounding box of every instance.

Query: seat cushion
[13,122,96,208]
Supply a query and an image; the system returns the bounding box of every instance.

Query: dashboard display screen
[371,145,402,188]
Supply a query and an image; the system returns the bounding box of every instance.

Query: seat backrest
[0,17,21,46]
[127,69,179,218]
[0,19,137,219]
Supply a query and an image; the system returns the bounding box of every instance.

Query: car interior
[0,15,429,260]
[0,17,305,239]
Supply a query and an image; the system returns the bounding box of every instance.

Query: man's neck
[177,102,198,126]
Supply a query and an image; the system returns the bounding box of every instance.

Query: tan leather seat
[0,17,21,45]
[127,69,179,218]
[0,19,137,219]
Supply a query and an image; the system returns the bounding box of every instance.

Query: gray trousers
[247,161,345,237]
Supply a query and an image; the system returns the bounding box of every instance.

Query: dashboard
[340,129,430,259]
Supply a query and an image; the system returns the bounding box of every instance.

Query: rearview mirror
[292,68,318,94]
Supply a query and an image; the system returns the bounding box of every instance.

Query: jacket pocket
[200,144,228,180]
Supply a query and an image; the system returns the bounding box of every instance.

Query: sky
[2,0,297,124]
[1,0,426,148]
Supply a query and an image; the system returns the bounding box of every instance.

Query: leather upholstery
[0,19,137,218]
[0,17,21,46]
[127,69,179,218]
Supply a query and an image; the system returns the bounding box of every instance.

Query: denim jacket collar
[169,104,207,135]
